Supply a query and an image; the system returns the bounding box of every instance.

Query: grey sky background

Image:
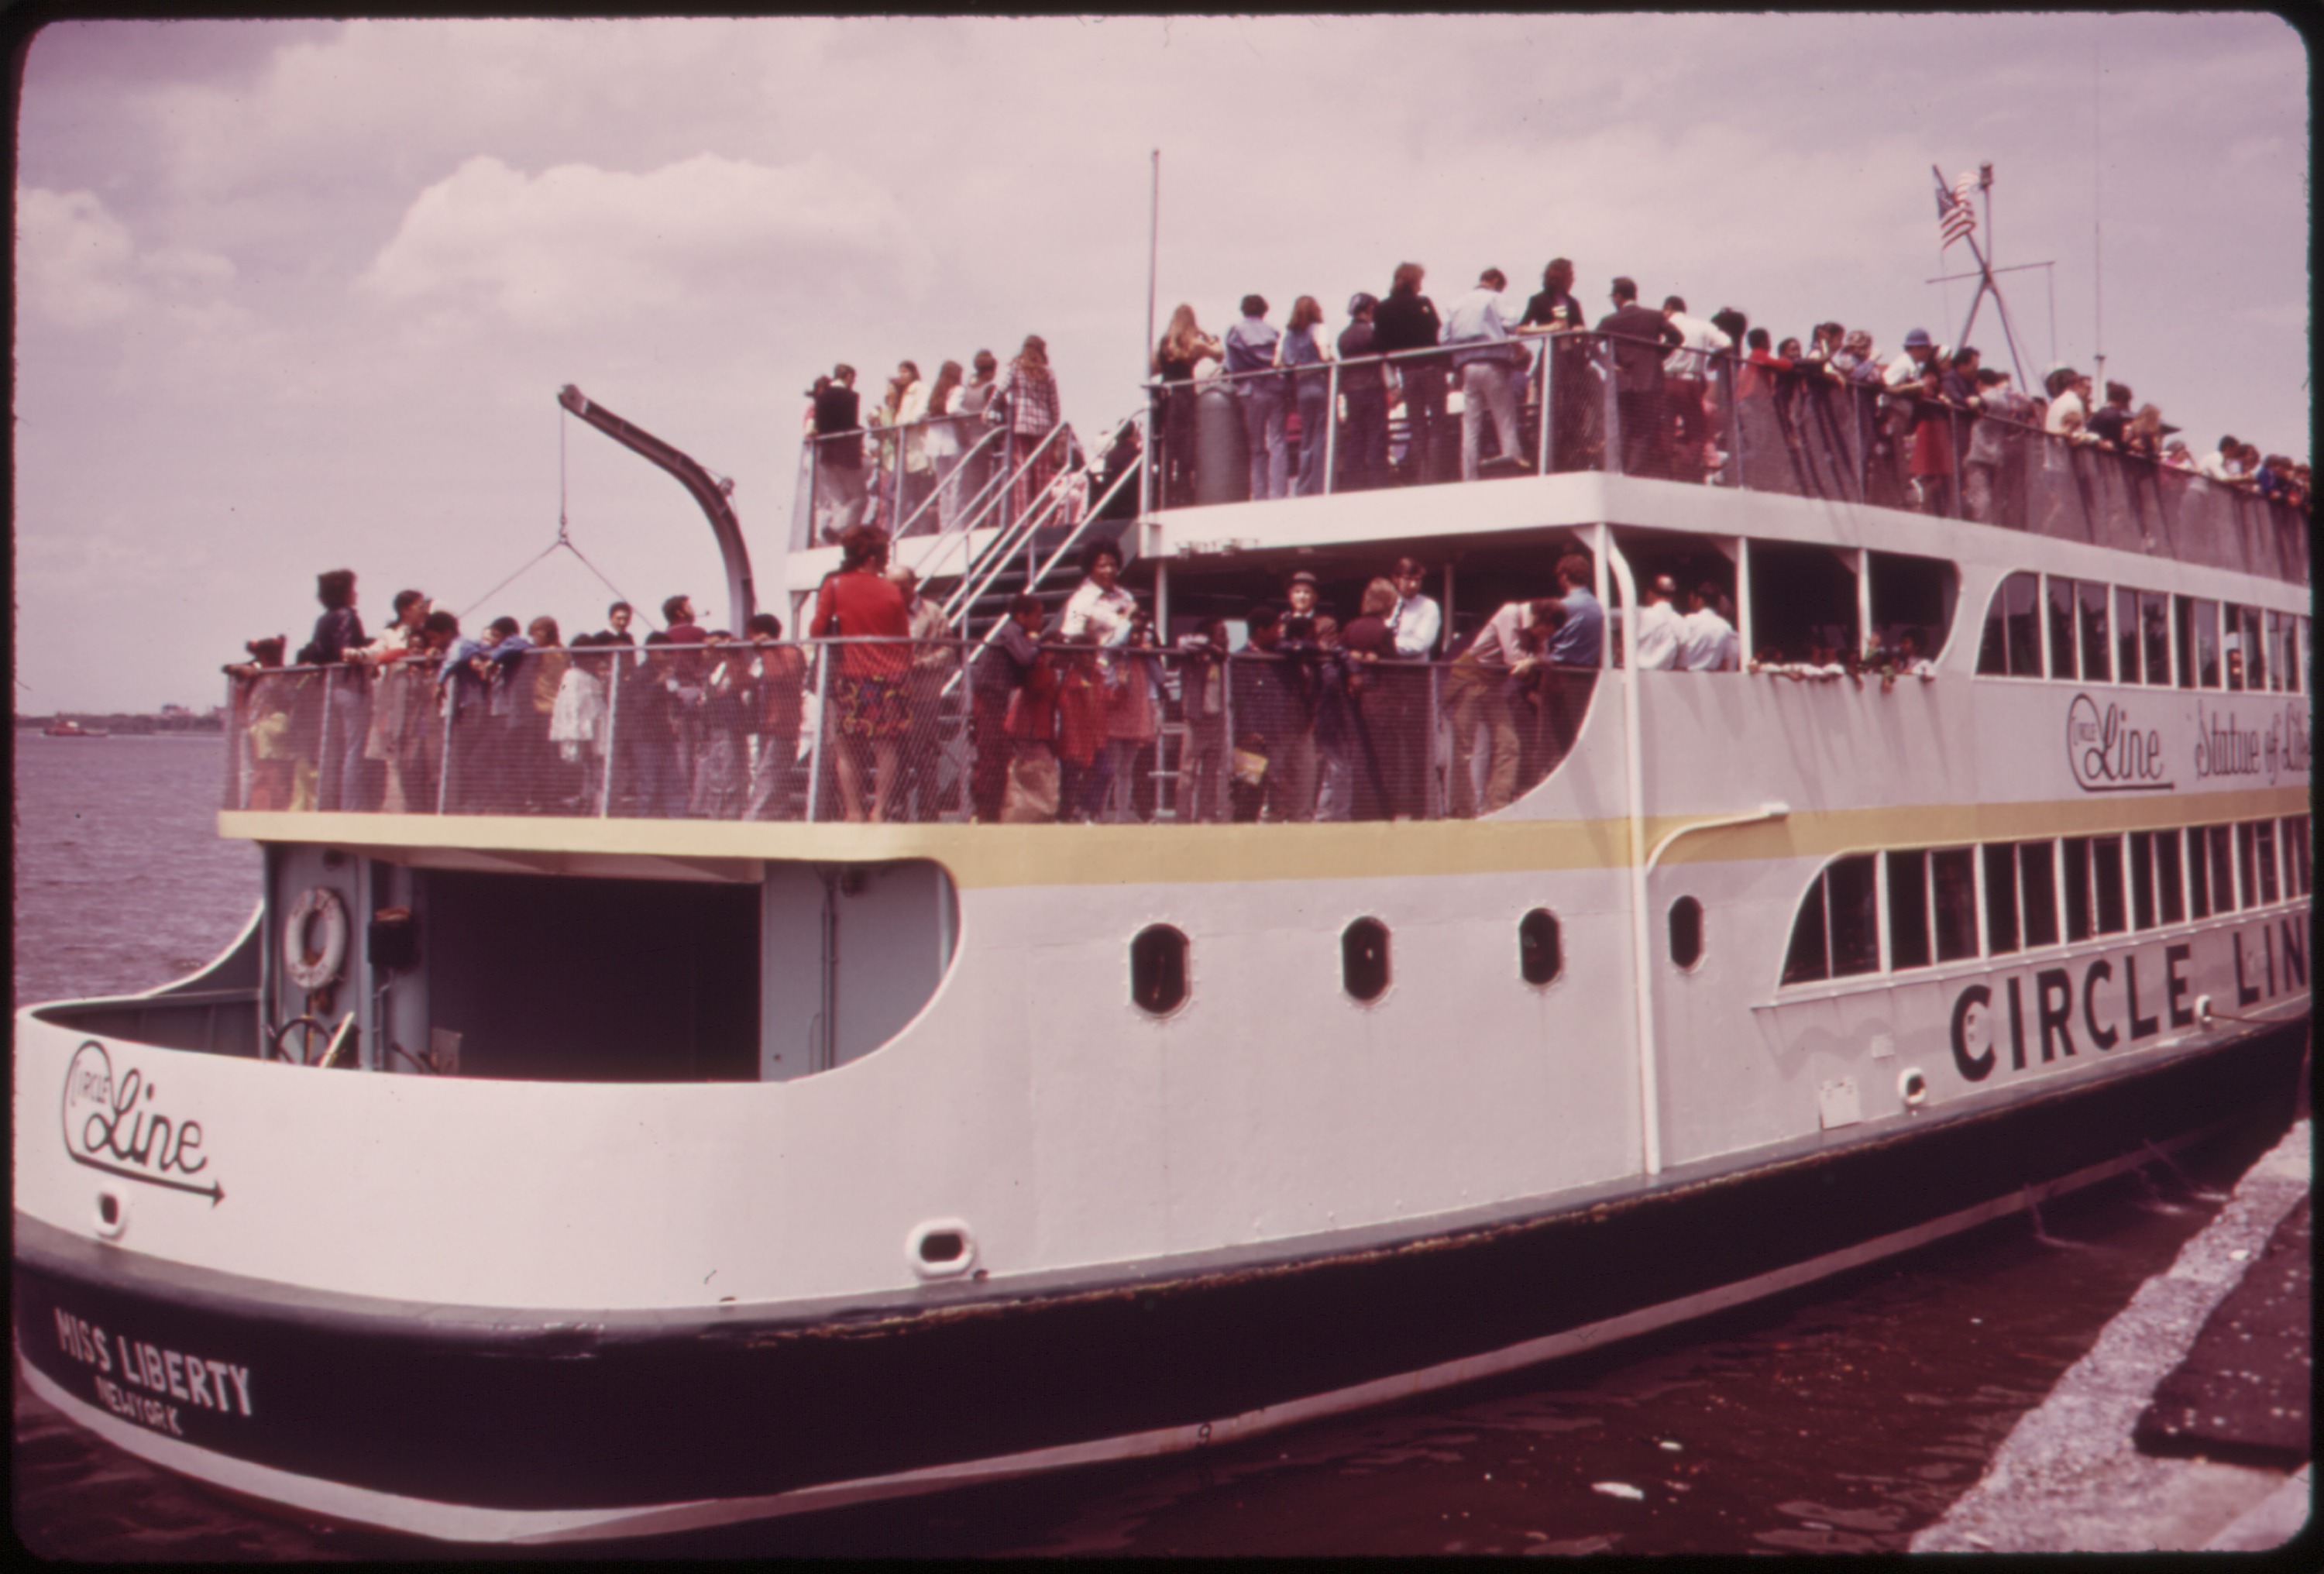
[14,14,2309,713]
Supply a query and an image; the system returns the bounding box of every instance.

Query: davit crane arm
[557,384,755,628]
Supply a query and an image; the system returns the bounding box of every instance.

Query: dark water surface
[9,734,2287,1558]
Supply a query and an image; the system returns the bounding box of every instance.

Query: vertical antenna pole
[2092,26,2105,390]
[1143,149,1162,521]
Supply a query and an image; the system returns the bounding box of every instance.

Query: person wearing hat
[1882,327,1940,389]
[1337,293,1391,492]
[1284,569,1323,621]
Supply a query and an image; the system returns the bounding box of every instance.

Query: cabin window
[2254,820,2281,905]
[2187,827,2213,919]
[1886,851,1931,971]
[2091,835,2126,934]
[1868,550,1957,663]
[1518,908,1563,985]
[1932,848,1978,962]
[1669,897,1704,971]
[1978,572,2040,677]
[2140,593,2170,688]
[2265,612,2287,692]
[2177,596,2221,688]
[2114,588,2143,686]
[2157,829,2186,923]
[2279,614,2301,694]
[2283,816,2313,898]
[2129,831,2157,930]
[1750,541,1859,665]
[2209,824,2237,912]
[2224,603,2264,690]
[1129,925,1190,1015]
[1983,843,2020,954]
[2235,823,2260,910]
[2020,840,2061,947]
[2062,838,2093,941]
[1342,918,1391,1002]
[1781,854,1879,985]
[2044,575,2078,679]
[2077,580,2112,683]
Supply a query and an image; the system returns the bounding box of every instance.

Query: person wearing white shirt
[1445,597,1558,817]
[2198,432,2243,482]
[2043,369,2090,438]
[892,361,933,528]
[1384,556,1442,658]
[1632,575,1686,671]
[1659,297,1733,483]
[1677,583,1740,672]
[1441,268,1532,480]
[1883,326,1941,389]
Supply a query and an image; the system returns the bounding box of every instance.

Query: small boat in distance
[40,718,108,737]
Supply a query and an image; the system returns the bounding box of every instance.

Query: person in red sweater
[810,525,912,822]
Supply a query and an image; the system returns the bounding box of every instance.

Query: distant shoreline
[15,716,224,735]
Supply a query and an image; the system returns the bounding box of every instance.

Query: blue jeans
[1294,380,1332,496]
[1240,382,1287,501]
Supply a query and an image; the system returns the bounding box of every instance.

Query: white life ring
[283,887,349,994]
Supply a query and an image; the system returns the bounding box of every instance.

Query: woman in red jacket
[810,525,912,822]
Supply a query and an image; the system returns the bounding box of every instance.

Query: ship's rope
[456,406,644,624]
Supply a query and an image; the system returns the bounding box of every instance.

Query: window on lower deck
[1978,572,2041,677]
[1886,850,1931,970]
[2020,840,2060,947]
[2187,826,2212,919]
[2284,816,2313,898]
[1983,842,2020,954]
[2178,596,2220,688]
[2063,837,2093,941]
[2209,824,2238,912]
[1781,854,1879,985]
[2254,820,2281,905]
[2129,830,2158,930]
[1932,847,1978,962]
[2236,822,2260,909]
[2155,830,2186,924]
[2116,586,2141,686]
[2043,575,2077,679]
[2090,835,2126,933]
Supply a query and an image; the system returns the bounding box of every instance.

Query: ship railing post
[1537,335,1555,473]
[806,642,831,823]
[1600,334,1621,476]
[1322,359,1339,497]
[598,650,620,818]
[315,664,335,813]
[436,682,455,815]
[1951,404,1966,519]
[1427,660,1445,820]
[1222,647,1236,824]
[1724,352,1742,490]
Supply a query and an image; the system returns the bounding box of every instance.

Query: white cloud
[355,152,933,330]
[16,185,242,329]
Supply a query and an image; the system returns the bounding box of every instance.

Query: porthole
[1518,908,1563,985]
[1669,897,1704,970]
[1129,924,1189,1016]
[1342,918,1391,1002]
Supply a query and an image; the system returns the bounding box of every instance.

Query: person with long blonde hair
[1154,304,1223,507]
[1281,295,1335,496]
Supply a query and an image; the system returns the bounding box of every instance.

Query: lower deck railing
[220,643,1604,826]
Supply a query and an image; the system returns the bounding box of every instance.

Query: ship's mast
[557,385,755,629]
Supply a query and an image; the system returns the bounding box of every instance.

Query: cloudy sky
[14,14,2308,713]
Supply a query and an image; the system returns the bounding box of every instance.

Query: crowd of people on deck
[802,338,1143,546]
[1137,260,2310,515]
[225,531,1755,827]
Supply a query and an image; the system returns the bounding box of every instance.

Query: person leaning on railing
[1172,615,1235,825]
[741,613,806,822]
[889,565,957,823]
[1336,294,1391,493]
[1371,263,1446,486]
[971,594,1048,824]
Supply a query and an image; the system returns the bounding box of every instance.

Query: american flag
[1936,169,1978,250]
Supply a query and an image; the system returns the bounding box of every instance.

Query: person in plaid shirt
[996,335,1062,527]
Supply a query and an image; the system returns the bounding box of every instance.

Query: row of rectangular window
[1978,571,2308,692]
[1782,813,2312,987]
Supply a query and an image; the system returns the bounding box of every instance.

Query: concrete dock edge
[1910,1119,2311,1554]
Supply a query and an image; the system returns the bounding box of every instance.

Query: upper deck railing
[816,333,2298,586]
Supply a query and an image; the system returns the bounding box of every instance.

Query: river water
[9,732,2288,1557]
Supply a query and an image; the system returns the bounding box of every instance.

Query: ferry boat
[13,330,2310,1545]
[40,718,109,737]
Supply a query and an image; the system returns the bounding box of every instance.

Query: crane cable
[457,406,644,624]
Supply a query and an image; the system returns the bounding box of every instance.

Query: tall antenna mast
[2092,26,2106,391]
[1144,150,1161,386]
